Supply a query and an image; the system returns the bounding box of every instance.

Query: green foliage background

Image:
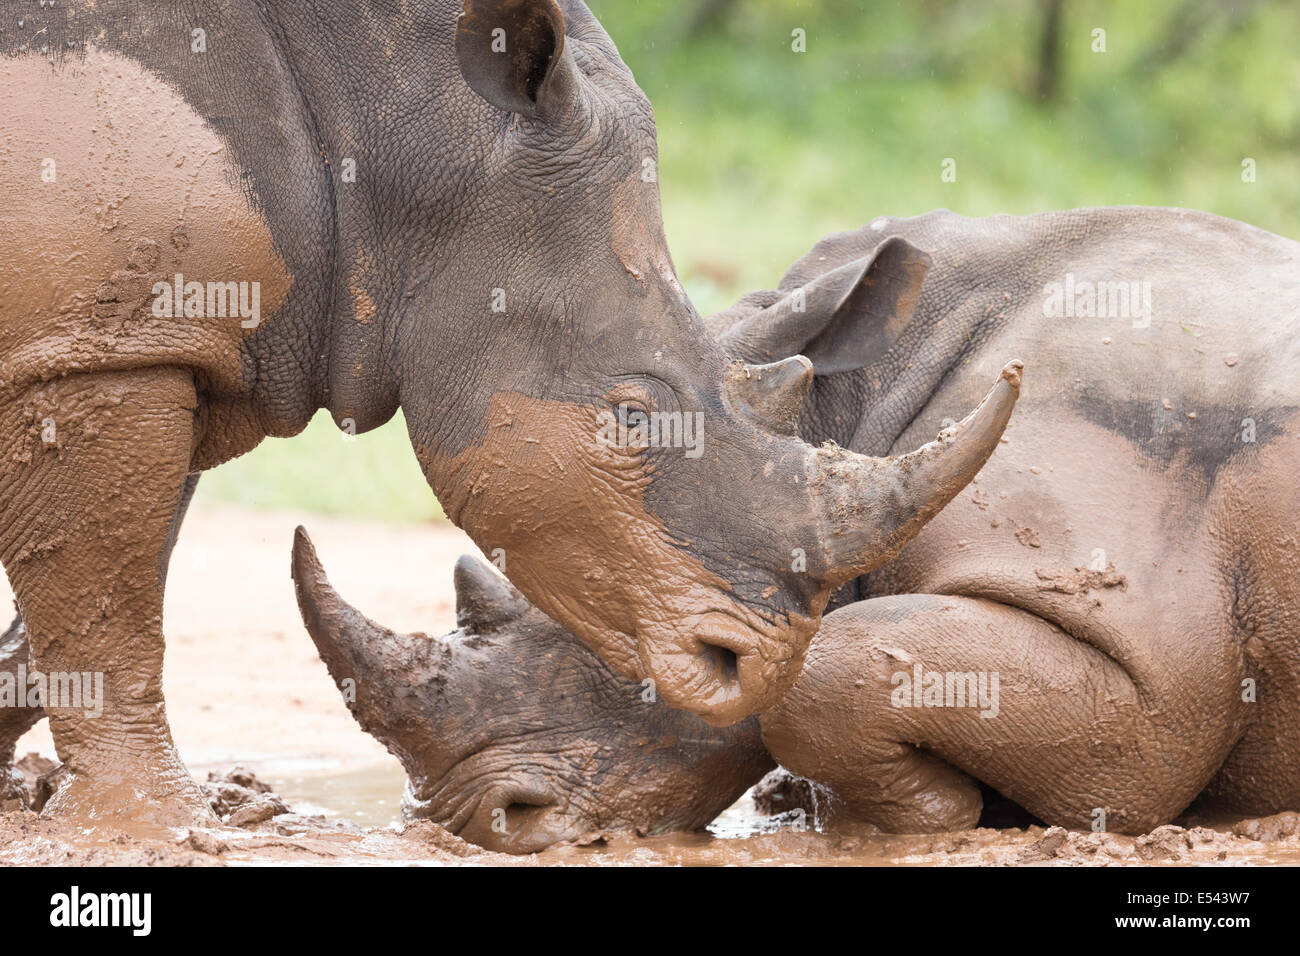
[199,0,1300,522]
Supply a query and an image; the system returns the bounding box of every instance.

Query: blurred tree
[1134,0,1272,75]
[686,0,740,34]
[1034,0,1066,103]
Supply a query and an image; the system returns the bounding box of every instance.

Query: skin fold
[0,2,1018,828]
[284,210,1299,850]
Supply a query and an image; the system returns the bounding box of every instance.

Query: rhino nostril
[698,641,740,688]
[456,782,564,852]
[503,799,552,819]
[484,784,555,823]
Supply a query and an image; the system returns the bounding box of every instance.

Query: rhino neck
[259,0,483,437]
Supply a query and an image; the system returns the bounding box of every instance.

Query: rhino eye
[615,401,649,429]
[606,374,679,416]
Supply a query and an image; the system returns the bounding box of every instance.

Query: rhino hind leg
[761,594,1243,836]
[0,613,41,808]
[0,369,216,830]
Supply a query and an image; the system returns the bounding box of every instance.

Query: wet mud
[4,758,1300,866]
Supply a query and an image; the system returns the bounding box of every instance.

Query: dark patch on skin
[1072,391,1294,484]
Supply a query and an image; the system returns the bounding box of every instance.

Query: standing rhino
[0,2,1017,827]
[290,209,1300,849]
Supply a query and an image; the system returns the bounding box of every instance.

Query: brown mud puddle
[5,760,1300,866]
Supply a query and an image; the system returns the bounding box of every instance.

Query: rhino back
[789,208,1300,464]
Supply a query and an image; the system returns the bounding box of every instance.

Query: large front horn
[291,527,443,763]
[812,361,1022,587]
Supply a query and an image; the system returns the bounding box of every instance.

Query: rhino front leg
[762,594,1244,835]
[0,471,202,809]
[761,604,984,833]
[0,369,216,830]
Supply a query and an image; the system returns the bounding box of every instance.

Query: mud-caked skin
[1,0,1020,827]
[298,209,1300,847]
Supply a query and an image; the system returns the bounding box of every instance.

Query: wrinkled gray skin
[293,209,1300,850]
[0,0,1019,826]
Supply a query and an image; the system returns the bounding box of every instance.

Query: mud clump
[1135,825,1194,861]
[1016,826,1136,863]
[399,819,492,859]
[1019,825,1070,861]
[201,766,289,827]
[1014,525,1041,549]
[1231,811,1300,842]
[0,752,51,812]
[4,752,64,812]
[182,829,229,856]
[752,768,819,818]
[1035,562,1127,595]
[0,768,26,812]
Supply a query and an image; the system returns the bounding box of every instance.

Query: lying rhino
[0,1,1016,827]
[294,209,1300,849]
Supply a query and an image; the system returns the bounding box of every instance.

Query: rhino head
[296,197,1026,847]
[291,531,773,853]
[331,0,1021,724]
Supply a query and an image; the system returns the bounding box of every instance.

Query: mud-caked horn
[291,527,445,762]
[812,361,1023,587]
[726,356,814,436]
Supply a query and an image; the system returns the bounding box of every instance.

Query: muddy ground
[4,500,1300,866]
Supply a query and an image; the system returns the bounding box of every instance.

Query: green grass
[198,0,1300,522]
[609,0,1300,312]
[197,410,442,523]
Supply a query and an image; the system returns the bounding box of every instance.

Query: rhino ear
[454,555,531,632]
[719,236,932,375]
[455,0,577,119]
